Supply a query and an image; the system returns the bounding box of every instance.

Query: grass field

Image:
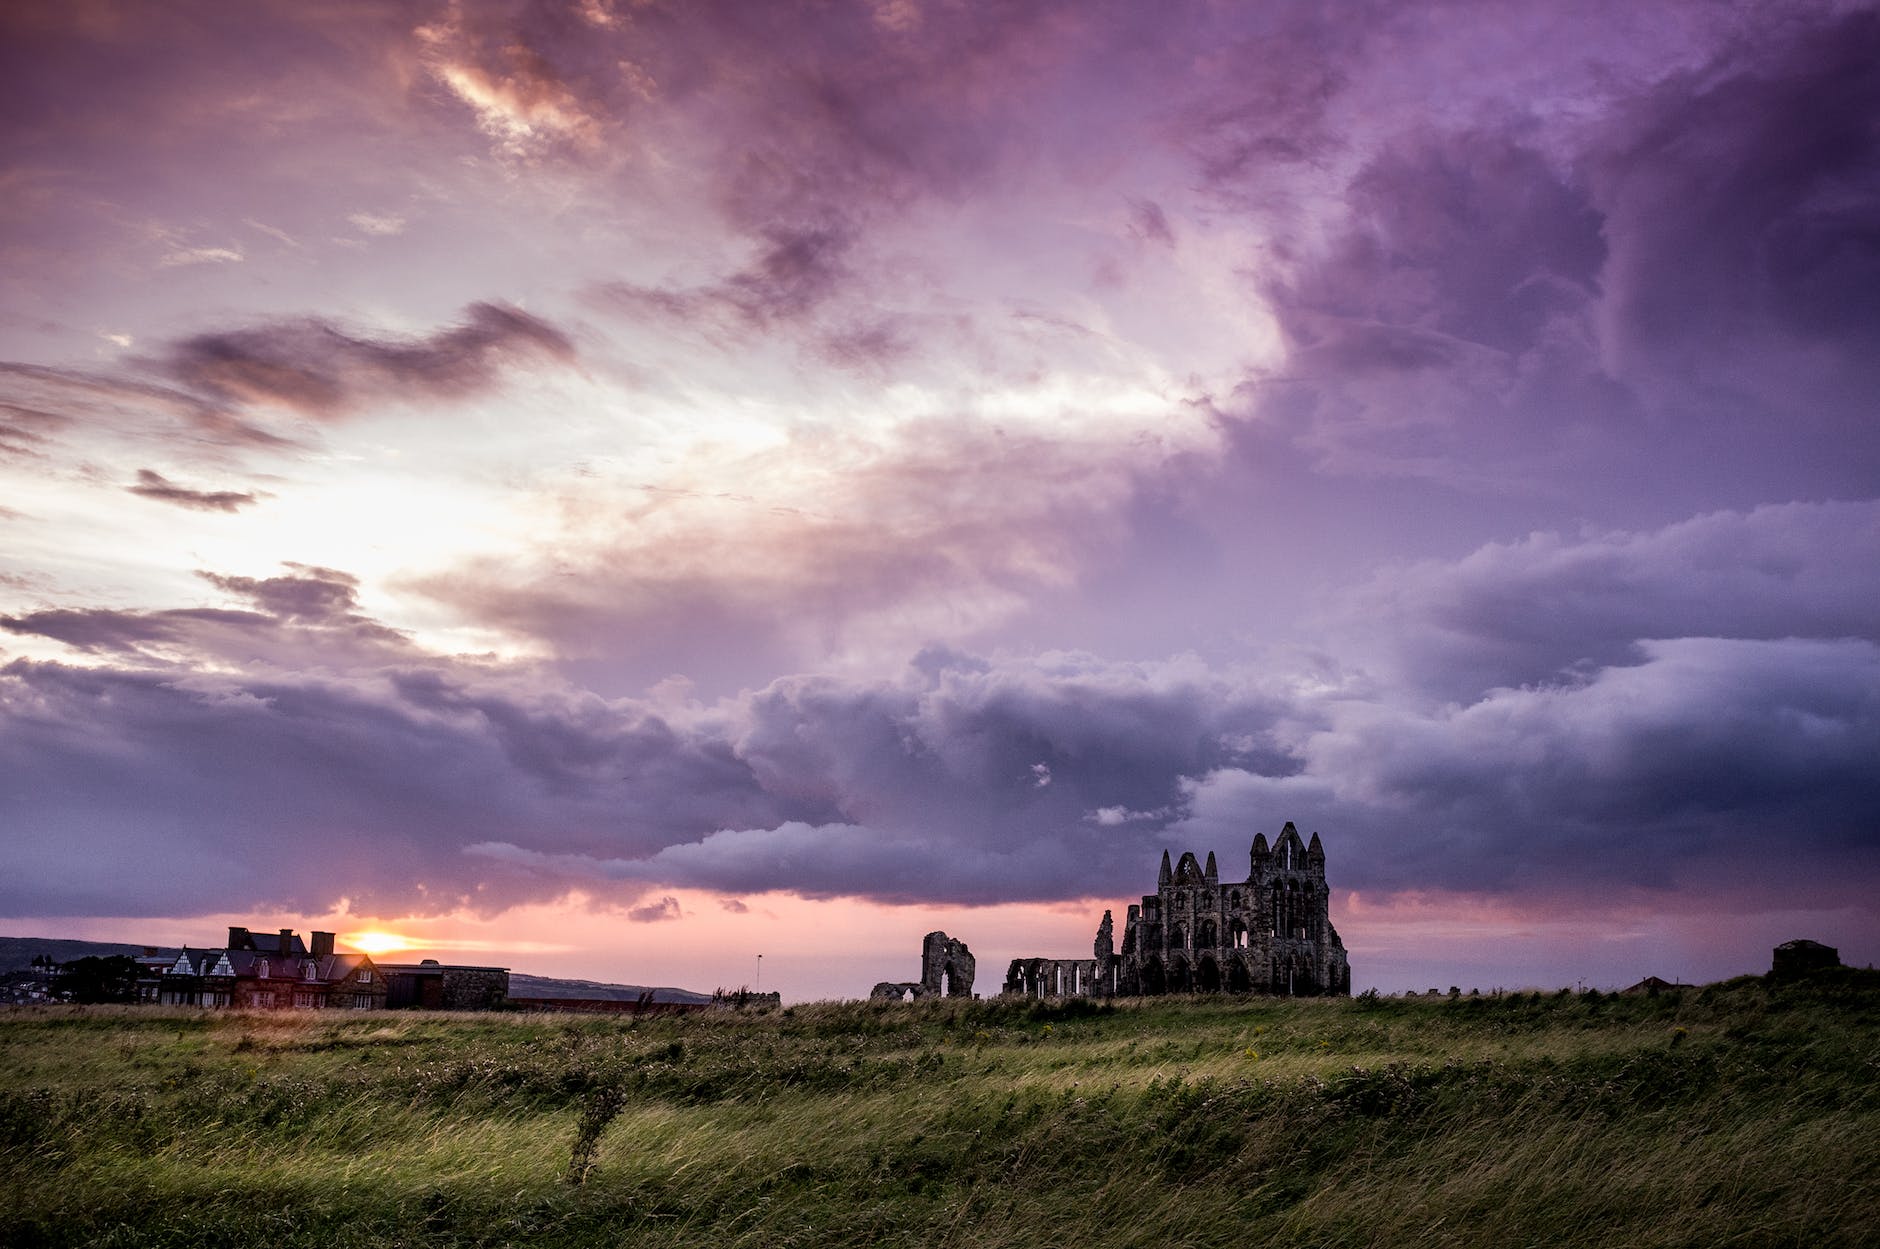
[3,974,1876,1247]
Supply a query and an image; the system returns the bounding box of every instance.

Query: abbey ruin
[1004,822,1351,998]
[870,930,976,1000]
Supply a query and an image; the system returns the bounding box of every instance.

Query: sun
[346,931,415,956]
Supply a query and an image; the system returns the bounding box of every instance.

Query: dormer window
[257,959,269,979]
[304,960,318,980]
[358,969,372,984]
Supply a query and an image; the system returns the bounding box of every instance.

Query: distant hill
[0,936,711,1003]
[506,973,713,1006]
[0,936,180,972]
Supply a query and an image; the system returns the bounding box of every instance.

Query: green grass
[2,974,1877,1247]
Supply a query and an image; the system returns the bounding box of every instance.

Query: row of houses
[141,926,508,1011]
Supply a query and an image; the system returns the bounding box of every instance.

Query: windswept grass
[2,974,1876,1247]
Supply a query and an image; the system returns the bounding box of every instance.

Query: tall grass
[2,974,1876,1247]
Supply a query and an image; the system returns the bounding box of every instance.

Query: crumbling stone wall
[1003,956,1109,998]
[870,930,976,999]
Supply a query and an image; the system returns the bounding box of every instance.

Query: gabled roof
[240,932,309,957]
[161,947,374,987]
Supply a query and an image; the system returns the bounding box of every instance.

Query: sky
[3,0,1877,1001]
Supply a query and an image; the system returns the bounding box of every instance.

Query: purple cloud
[1591,9,1880,423]
[157,302,575,420]
[627,895,682,923]
[6,505,1880,924]
[1346,500,1880,701]
[126,469,260,513]
[1177,635,1880,908]
[2,565,409,665]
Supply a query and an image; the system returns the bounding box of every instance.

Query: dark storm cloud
[1242,126,1621,482]
[1591,8,1880,419]
[126,469,260,513]
[1179,636,1880,908]
[0,572,1306,915]
[470,650,1308,905]
[8,514,1880,919]
[0,630,817,918]
[1347,500,1880,701]
[1234,6,1880,495]
[158,302,575,420]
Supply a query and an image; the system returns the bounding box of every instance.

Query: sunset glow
[344,932,417,957]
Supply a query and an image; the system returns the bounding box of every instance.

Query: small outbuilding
[1771,939,1840,979]
[379,958,510,1010]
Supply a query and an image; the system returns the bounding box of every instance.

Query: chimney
[227,925,250,949]
[311,931,335,957]
[279,927,295,954]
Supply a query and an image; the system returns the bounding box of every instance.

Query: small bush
[566,1082,628,1185]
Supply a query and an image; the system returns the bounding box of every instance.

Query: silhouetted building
[1771,939,1841,979]
[157,926,385,1009]
[1005,821,1352,998]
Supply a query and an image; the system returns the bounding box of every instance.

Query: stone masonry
[871,930,977,1000]
[1004,821,1351,998]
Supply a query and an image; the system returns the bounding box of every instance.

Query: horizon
[3,1,1877,1005]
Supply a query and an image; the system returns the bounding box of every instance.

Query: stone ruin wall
[870,931,976,1000]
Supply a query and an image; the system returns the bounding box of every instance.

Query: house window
[358,969,372,984]
[352,993,374,1009]
[293,991,319,1008]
